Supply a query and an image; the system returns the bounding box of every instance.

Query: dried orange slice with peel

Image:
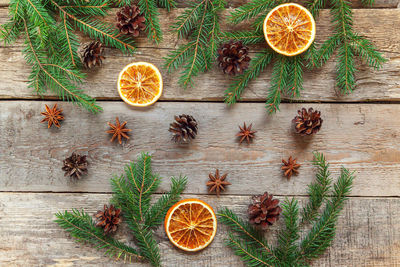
[263,3,316,56]
[117,62,163,107]
[164,198,217,252]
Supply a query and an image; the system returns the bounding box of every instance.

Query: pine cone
[248,192,282,228]
[292,108,323,135]
[116,5,146,36]
[217,41,251,75]
[169,114,198,143]
[62,152,88,179]
[95,204,122,234]
[79,41,105,69]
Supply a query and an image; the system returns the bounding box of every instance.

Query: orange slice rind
[164,199,217,252]
[117,62,163,107]
[263,3,316,56]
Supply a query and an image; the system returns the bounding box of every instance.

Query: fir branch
[54,209,142,262]
[299,167,354,262]
[301,152,332,224]
[288,56,304,98]
[222,30,264,45]
[145,176,187,228]
[138,0,163,43]
[156,0,177,12]
[228,0,276,24]
[265,56,289,114]
[306,0,327,17]
[275,198,300,264]
[306,34,340,69]
[350,33,387,69]
[164,0,225,88]
[224,49,274,105]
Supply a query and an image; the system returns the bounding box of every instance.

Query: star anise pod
[206,169,231,196]
[237,122,256,144]
[106,117,132,144]
[95,204,122,234]
[40,103,64,128]
[281,156,301,179]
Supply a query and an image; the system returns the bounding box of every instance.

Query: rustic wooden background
[1,1,400,266]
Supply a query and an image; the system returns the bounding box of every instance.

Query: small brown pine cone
[116,5,146,37]
[248,192,282,229]
[62,152,88,179]
[217,41,251,75]
[79,41,105,69]
[292,107,323,135]
[94,204,122,234]
[169,114,198,143]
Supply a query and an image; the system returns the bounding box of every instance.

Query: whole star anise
[95,204,122,234]
[40,103,64,128]
[206,169,231,196]
[106,117,132,144]
[281,156,301,179]
[237,122,256,144]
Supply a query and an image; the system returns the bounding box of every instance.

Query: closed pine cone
[79,41,105,69]
[292,107,323,135]
[248,192,282,229]
[217,41,251,75]
[116,5,146,36]
[169,114,198,143]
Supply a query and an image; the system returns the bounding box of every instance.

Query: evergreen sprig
[223,0,386,114]
[163,0,226,88]
[0,0,139,113]
[55,153,187,266]
[218,152,354,267]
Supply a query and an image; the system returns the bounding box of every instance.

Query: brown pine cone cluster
[80,41,105,69]
[217,41,251,75]
[169,114,198,143]
[95,204,122,234]
[248,192,282,228]
[116,5,146,36]
[62,152,88,179]
[292,107,323,135]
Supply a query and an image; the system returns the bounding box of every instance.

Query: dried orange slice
[164,199,217,252]
[117,62,163,107]
[263,3,316,56]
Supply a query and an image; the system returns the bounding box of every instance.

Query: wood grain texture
[0,0,399,8]
[2,101,400,196]
[0,9,399,101]
[0,193,398,267]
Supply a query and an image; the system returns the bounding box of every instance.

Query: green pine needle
[220,152,354,267]
[222,30,264,45]
[265,56,289,114]
[228,0,277,25]
[164,0,226,88]
[224,49,275,105]
[56,153,187,266]
[54,209,142,262]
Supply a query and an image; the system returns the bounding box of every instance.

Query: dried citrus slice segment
[164,199,217,252]
[263,3,316,56]
[117,62,163,107]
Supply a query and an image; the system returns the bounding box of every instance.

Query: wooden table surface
[1,1,400,266]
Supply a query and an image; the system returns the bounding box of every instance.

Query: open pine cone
[62,152,88,179]
[169,114,198,143]
[248,192,282,229]
[116,5,146,36]
[94,204,122,234]
[79,41,105,69]
[292,107,323,135]
[217,41,251,75]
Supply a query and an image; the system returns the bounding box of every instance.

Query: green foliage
[54,209,141,262]
[223,0,386,114]
[219,152,354,267]
[0,0,138,113]
[163,0,226,88]
[55,153,187,266]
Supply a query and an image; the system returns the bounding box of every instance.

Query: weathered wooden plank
[1,101,400,197]
[0,193,398,266]
[0,9,399,102]
[0,0,398,8]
